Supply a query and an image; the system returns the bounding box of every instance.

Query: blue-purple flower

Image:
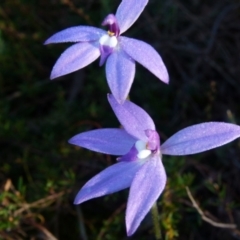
[45,0,169,103]
[69,94,240,236]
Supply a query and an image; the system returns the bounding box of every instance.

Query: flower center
[144,129,160,153]
[135,140,151,159]
[108,31,115,37]
[99,34,118,48]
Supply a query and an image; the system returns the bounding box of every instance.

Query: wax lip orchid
[44,0,169,103]
[68,94,240,236]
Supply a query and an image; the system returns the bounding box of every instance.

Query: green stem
[151,202,162,240]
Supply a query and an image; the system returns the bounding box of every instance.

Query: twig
[61,0,92,24]
[206,4,240,54]
[185,187,236,229]
[14,190,70,216]
[30,221,58,240]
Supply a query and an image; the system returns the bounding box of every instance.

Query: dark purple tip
[101,14,120,36]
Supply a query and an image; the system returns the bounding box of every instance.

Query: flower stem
[151,202,162,240]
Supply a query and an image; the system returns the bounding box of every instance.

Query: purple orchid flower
[44,0,169,103]
[69,94,240,236]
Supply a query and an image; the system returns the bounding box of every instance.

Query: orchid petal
[74,161,144,204]
[99,45,113,66]
[44,26,105,44]
[106,49,135,103]
[115,0,148,34]
[50,42,100,79]
[126,156,166,236]
[118,145,138,162]
[108,94,155,141]
[120,37,169,83]
[69,128,136,155]
[161,122,240,156]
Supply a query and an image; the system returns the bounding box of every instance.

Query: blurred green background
[1,0,240,239]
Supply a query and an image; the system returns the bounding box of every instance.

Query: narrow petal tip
[44,38,53,45]
[73,198,81,205]
[50,67,66,79]
[163,74,170,84]
[73,193,87,205]
[68,137,75,145]
[50,71,59,80]
[43,40,49,45]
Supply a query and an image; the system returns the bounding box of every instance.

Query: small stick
[186,187,236,229]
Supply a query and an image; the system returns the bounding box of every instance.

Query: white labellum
[99,34,118,48]
[135,140,151,159]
